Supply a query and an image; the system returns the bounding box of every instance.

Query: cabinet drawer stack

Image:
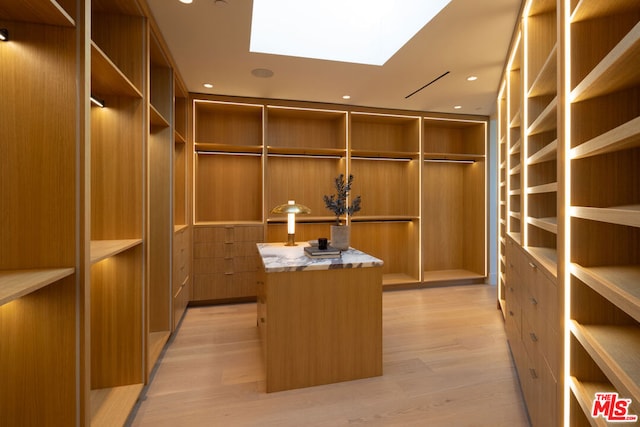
[193,224,263,302]
[173,226,191,328]
[504,237,558,427]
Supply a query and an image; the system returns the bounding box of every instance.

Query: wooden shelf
[267,216,336,224]
[571,22,640,103]
[351,150,419,160]
[571,116,640,160]
[91,42,143,99]
[267,146,346,157]
[528,182,558,194]
[175,129,187,144]
[570,321,640,405]
[528,216,558,234]
[571,205,640,228]
[569,377,617,427]
[90,239,143,264]
[351,216,418,223]
[195,143,263,154]
[195,220,264,226]
[510,139,522,154]
[383,273,420,287]
[528,139,558,164]
[0,0,75,27]
[91,384,144,427]
[508,232,522,245]
[571,0,640,23]
[526,246,558,275]
[528,0,556,15]
[527,96,558,135]
[528,43,558,98]
[149,104,170,128]
[423,269,485,283]
[510,211,521,220]
[423,153,484,162]
[571,263,640,323]
[0,268,74,306]
[510,110,522,128]
[174,224,189,233]
[510,164,522,175]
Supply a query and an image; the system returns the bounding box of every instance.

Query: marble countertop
[257,242,384,273]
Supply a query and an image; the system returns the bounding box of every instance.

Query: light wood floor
[129,285,530,426]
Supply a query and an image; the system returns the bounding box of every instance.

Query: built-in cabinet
[498,0,640,424]
[0,0,188,425]
[191,95,488,301]
[0,3,79,425]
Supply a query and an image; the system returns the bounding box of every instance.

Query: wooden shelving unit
[266,106,347,223]
[194,100,264,223]
[568,0,640,423]
[499,0,640,425]
[89,3,146,423]
[191,96,488,295]
[422,117,486,285]
[147,30,173,378]
[0,3,79,425]
[2,0,189,424]
[173,78,191,330]
[350,112,420,287]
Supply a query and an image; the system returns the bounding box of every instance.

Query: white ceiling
[148,0,522,116]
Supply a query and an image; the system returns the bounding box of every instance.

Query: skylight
[250,0,452,66]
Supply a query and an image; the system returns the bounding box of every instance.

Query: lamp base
[285,233,297,246]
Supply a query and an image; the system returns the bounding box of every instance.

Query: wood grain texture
[130,285,529,426]
[90,246,143,389]
[0,276,76,426]
[0,21,76,270]
[261,267,382,392]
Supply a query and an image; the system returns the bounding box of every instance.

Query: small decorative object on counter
[323,174,361,250]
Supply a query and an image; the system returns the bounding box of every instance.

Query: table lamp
[271,200,311,246]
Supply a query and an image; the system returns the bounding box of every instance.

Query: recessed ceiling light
[250,0,452,66]
[454,105,462,110]
[179,0,193,4]
[466,76,478,81]
[251,68,274,78]
[342,95,351,100]
[203,83,213,88]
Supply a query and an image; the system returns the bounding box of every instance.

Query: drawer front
[521,256,559,379]
[505,296,522,343]
[192,225,263,301]
[173,228,191,294]
[193,271,258,301]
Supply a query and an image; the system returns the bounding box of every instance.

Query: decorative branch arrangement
[323,173,361,225]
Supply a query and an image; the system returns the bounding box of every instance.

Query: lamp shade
[270,202,311,215]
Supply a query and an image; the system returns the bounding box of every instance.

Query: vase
[330,225,350,251]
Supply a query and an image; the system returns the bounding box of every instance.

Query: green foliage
[323,174,361,225]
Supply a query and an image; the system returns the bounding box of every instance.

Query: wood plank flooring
[129,285,530,426]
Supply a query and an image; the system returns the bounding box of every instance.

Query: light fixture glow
[0,28,8,41]
[342,95,351,100]
[203,83,213,88]
[90,95,105,108]
[179,0,193,4]
[250,0,452,66]
[271,200,311,246]
[454,105,462,109]
[467,75,478,81]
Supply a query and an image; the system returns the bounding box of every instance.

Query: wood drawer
[521,256,559,379]
[194,240,259,259]
[194,224,263,243]
[193,271,258,301]
[505,295,522,343]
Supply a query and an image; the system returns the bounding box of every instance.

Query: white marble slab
[257,242,383,273]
